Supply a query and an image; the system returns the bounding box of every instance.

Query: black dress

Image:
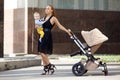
[38,16,54,55]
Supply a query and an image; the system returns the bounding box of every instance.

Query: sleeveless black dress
[38,16,54,55]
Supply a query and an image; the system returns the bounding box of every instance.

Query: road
[0,59,120,80]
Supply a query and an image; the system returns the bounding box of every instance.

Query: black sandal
[41,64,50,75]
[49,64,56,75]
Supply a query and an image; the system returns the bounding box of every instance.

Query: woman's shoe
[41,63,56,75]
[49,64,56,75]
[41,65,50,75]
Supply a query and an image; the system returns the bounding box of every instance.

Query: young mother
[35,5,71,75]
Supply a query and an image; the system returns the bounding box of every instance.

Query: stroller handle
[68,29,74,36]
[68,29,87,56]
[68,29,76,40]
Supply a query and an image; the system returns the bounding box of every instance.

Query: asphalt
[0,57,120,80]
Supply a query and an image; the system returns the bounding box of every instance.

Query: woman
[35,5,71,75]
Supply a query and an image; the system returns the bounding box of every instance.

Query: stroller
[69,28,108,76]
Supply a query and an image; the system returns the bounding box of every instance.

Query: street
[0,59,120,80]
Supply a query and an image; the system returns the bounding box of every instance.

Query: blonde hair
[33,12,40,19]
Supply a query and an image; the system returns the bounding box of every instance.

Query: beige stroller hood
[81,28,108,47]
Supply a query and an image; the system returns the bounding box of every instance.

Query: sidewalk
[0,54,120,71]
[0,58,120,80]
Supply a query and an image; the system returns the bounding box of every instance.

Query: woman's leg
[39,52,50,75]
[39,52,56,75]
[40,52,50,65]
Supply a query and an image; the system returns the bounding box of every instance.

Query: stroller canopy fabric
[81,28,108,47]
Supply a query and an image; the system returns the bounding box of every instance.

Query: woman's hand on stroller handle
[67,29,74,39]
[67,29,73,36]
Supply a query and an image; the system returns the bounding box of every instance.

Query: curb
[0,55,41,71]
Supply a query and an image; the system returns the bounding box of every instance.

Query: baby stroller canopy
[81,28,108,47]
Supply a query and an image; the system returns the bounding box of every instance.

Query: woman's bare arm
[53,17,71,36]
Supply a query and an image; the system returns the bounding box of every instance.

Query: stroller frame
[69,31,108,76]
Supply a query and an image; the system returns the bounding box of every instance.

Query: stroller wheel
[103,63,108,76]
[72,62,86,76]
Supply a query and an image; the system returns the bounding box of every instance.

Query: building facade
[2,0,120,57]
[0,0,4,57]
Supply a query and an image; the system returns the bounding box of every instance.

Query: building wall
[4,9,14,55]
[4,9,25,55]
[0,0,4,57]
[28,8,120,54]
[13,9,25,53]
[26,0,120,11]
[108,0,120,11]
[25,0,120,54]
[54,9,120,54]
[4,0,27,56]
[3,0,120,56]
